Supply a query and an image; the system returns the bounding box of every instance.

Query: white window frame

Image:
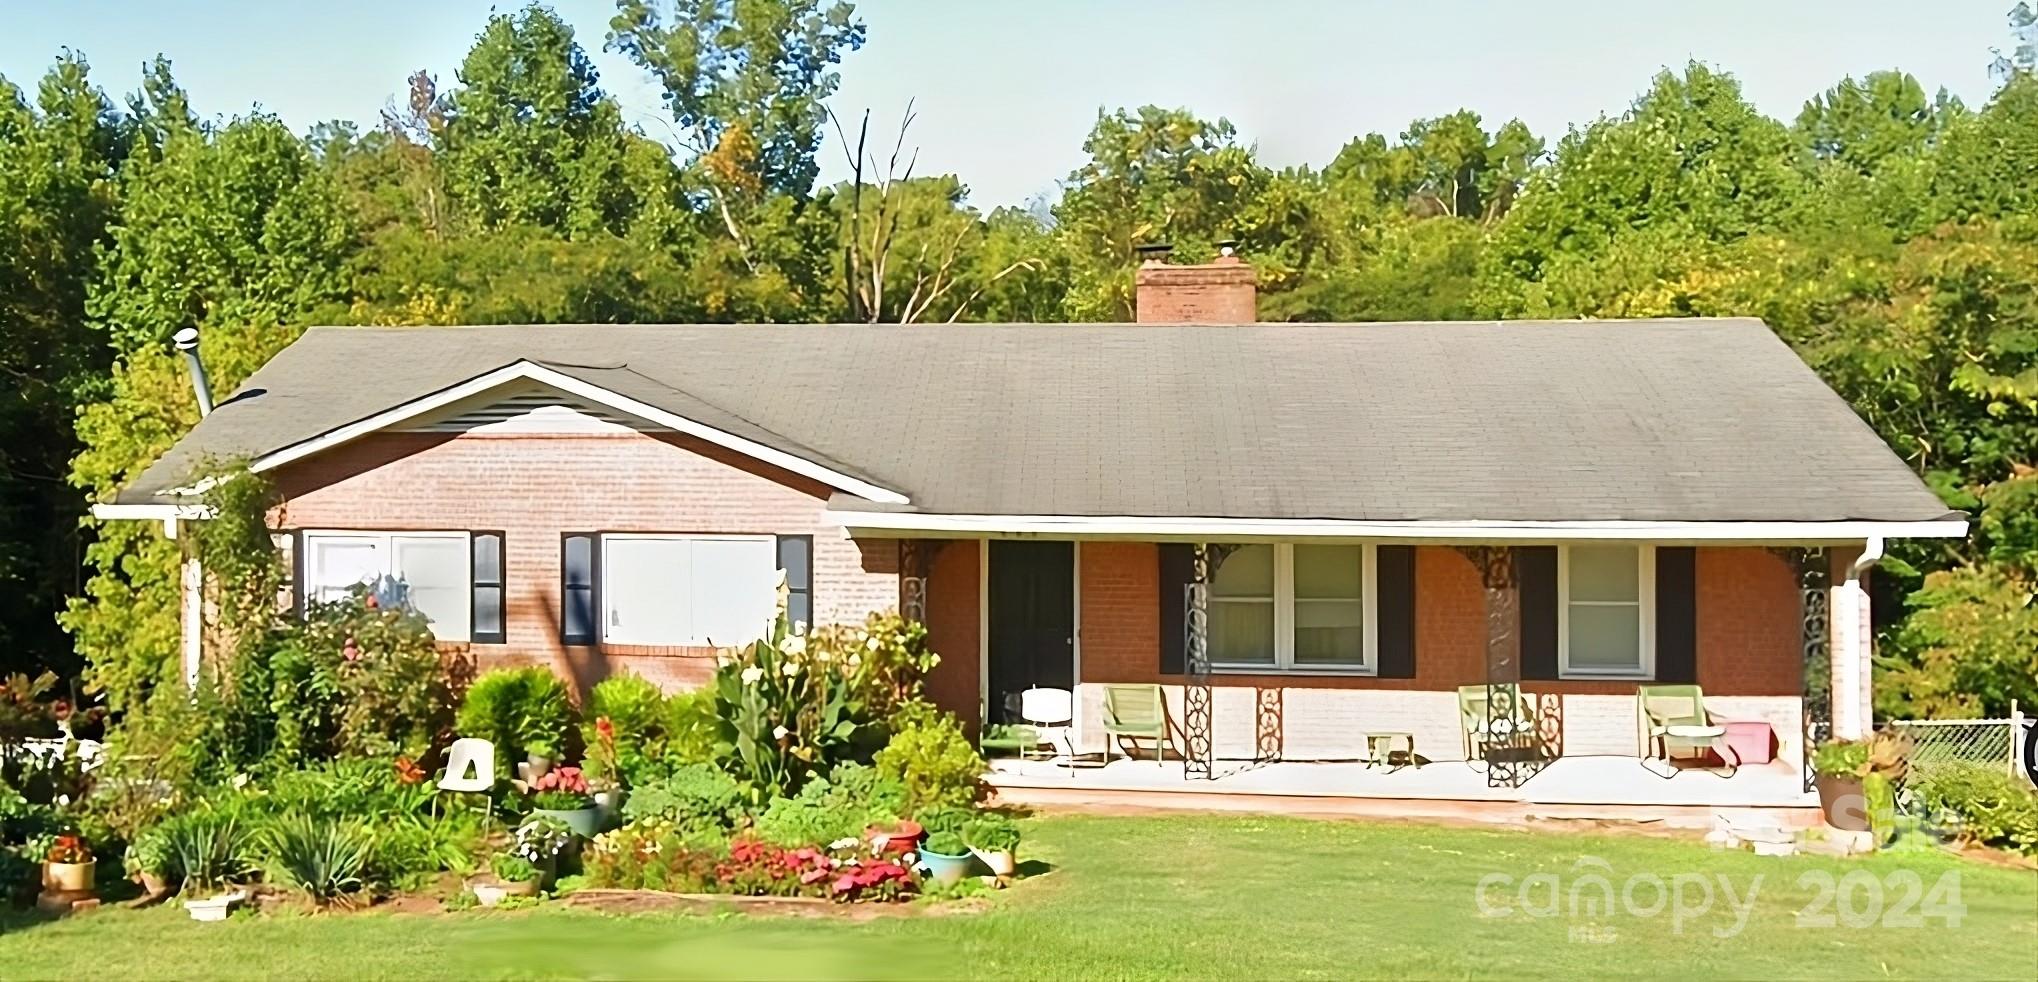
[300,530,473,641]
[599,533,778,647]
[1557,543,1655,680]
[1211,543,1376,675]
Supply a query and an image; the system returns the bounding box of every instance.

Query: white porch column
[176,521,204,690]
[1828,540,1882,740]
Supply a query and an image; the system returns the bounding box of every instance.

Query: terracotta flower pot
[42,859,95,894]
[1815,774,1869,831]
[865,820,924,857]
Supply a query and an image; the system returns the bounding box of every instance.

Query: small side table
[1363,731,1418,770]
[1720,720,1775,765]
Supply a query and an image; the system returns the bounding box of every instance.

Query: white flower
[829,837,860,851]
[782,661,801,677]
[782,635,806,654]
[231,773,250,790]
[865,636,882,652]
[793,620,807,636]
[741,666,764,685]
[847,654,862,669]
[772,725,790,740]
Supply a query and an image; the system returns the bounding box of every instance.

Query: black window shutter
[776,535,814,629]
[471,531,506,644]
[1157,544,1194,676]
[561,533,597,646]
[1518,546,1559,680]
[1654,546,1697,683]
[1375,545,1418,678]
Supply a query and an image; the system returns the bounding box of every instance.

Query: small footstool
[1363,731,1418,770]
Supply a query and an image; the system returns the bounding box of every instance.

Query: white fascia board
[91,502,211,522]
[233,361,909,505]
[832,511,1969,543]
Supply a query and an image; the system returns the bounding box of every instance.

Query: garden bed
[557,887,983,920]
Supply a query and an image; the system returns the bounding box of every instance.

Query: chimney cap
[172,326,200,351]
[1216,238,1240,257]
[1134,242,1173,261]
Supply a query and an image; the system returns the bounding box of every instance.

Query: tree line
[2,1,2034,716]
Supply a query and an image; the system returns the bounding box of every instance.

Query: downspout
[1831,536,1885,740]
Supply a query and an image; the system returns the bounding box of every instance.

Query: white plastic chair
[1020,686,1076,777]
[436,738,496,824]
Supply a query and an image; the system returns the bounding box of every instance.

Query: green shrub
[752,765,907,848]
[663,686,720,765]
[873,710,985,812]
[1912,762,2038,855]
[621,763,747,830]
[964,814,1021,853]
[582,674,669,787]
[456,666,574,763]
[913,805,972,837]
[156,809,258,895]
[368,812,483,889]
[264,814,373,904]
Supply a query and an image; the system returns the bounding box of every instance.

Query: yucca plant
[157,810,258,897]
[265,814,374,906]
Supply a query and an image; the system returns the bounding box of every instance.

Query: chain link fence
[1889,710,2031,786]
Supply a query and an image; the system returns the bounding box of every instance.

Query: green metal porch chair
[1457,683,1544,764]
[1637,684,1736,777]
[1101,684,1169,764]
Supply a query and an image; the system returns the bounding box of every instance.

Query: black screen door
[987,540,1074,725]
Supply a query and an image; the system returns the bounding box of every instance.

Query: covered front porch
[985,753,1817,815]
[888,530,1893,800]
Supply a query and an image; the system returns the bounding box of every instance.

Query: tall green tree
[1793,71,1962,175]
[65,108,353,708]
[0,54,127,677]
[439,5,639,238]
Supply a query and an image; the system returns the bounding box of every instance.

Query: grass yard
[0,812,2031,980]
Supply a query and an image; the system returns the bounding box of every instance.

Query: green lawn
[1,813,2032,980]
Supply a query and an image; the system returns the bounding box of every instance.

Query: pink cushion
[1720,720,1775,765]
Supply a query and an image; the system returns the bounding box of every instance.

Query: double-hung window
[1558,544,1653,678]
[1209,543,1373,672]
[600,534,780,647]
[301,531,479,642]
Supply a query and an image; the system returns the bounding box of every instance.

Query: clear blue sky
[0,0,2015,208]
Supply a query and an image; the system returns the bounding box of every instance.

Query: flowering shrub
[874,707,987,811]
[513,814,576,865]
[45,833,91,864]
[712,593,874,798]
[289,589,453,761]
[529,763,594,810]
[581,675,672,786]
[806,611,941,722]
[713,835,915,902]
[583,818,722,891]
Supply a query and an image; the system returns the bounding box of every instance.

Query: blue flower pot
[917,848,972,885]
[534,807,600,838]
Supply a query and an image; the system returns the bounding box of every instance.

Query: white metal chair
[1019,686,1076,777]
[436,737,496,823]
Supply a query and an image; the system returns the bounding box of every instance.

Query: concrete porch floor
[986,754,1818,826]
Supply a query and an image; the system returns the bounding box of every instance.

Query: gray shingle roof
[116,319,1956,524]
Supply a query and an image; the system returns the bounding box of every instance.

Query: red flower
[596,716,615,740]
[394,756,426,785]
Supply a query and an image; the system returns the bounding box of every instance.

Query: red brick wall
[269,430,899,695]
[1076,542,1160,683]
[922,540,981,735]
[1134,258,1257,323]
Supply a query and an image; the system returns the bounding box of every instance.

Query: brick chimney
[1134,243,1257,323]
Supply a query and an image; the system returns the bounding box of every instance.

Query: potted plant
[964,815,1021,877]
[864,818,924,858]
[513,814,575,877]
[528,766,599,837]
[473,855,541,907]
[123,829,174,896]
[917,830,972,885]
[1812,730,1910,835]
[42,833,95,895]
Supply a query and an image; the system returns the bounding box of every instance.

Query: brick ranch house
[97,256,1964,800]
